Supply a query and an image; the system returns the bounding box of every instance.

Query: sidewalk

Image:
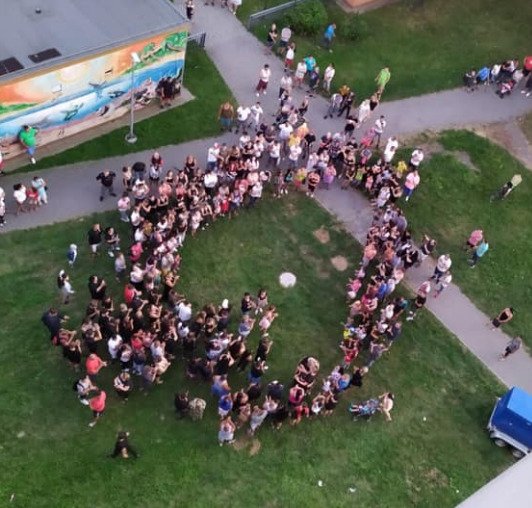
[0,6,531,393]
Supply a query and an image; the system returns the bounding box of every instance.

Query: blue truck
[487,387,532,459]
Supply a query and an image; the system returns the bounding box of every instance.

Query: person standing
[322,63,335,93]
[491,307,514,330]
[255,64,271,97]
[218,101,234,132]
[433,271,452,298]
[88,390,107,427]
[468,240,489,268]
[373,115,387,148]
[284,43,295,71]
[323,23,336,52]
[266,23,278,53]
[87,223,102,257]
[464,229,483,252]
[338,91,355,118]
[383,136,399,163]
[278,72,293,98]
[110,431,138,458]
[117,192,131,222]
[114,372,131,401]
[31,176,48,205]
[19,125,38,164]
[406,281,431,321]
[431,254,452,282]
[185,0,194,20]
[278,25,292,56]
[375,67,391,94]
[250,102,263,132]
[403,169,420,202]
[235,105,251,133]
[409,148,424,170]
[218,415,236,446]
[96,170,117,202]
[0,187,6,227]
[499,336,522,361]
[86,353,107,383]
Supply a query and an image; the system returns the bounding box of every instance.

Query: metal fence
[187,32,207,48]
[247,0,309,29]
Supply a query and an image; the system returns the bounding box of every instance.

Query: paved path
[1,6,531,392]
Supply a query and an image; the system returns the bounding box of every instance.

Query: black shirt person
[96,170,117,201]
[110,431,138,459]
[41,307,67,342]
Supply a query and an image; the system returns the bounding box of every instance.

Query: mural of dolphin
[88,81,107,99]
[61,103,84,122]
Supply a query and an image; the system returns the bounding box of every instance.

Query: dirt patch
[451,150,480,172]
[423,467,449,488]
[249,438,262,456]
[232,437,249,451]
[285,201,297,217]
[313,227,330,244]
[330,255,349,271]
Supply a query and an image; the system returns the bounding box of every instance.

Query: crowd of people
[41,77,429,440]
[31,20,526,449]
[463,56,532,98]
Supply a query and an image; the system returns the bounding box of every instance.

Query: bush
[339,13,369,42]
[285,0,328,36]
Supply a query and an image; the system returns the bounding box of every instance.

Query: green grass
[403,130,531,348]
[26,45,234,172]
[244,0,532,101]
[0,192,511,507]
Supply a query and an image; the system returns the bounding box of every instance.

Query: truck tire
[492,438,507,448]
[511,449,525,459]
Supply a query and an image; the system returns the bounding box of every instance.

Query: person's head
[92,223,100,231]
[271,23,276,30]
[264,64,269,70]
[69,243,77,251]
[89,275,98,283]
[23,125,30,131]
[48,307,58,315]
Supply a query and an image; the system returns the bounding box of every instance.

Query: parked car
[487,387,532,459]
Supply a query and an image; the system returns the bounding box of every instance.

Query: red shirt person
[88,390,107,427]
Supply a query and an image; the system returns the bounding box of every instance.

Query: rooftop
[0,0,187,81]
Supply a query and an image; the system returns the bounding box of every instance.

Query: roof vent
[28,48,61,64]
[0,57,24,76]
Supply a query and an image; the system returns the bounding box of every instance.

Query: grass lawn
[520,111,532,145]
[0,192,511,507]
[25,45,234,172]
[402,130,532,348]
[243,0,532,101]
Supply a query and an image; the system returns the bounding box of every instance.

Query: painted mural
[0,30,187,158]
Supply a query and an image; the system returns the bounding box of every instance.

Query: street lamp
[125,52,141,144]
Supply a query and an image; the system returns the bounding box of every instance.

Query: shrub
[339,13,369,42]
[285,0,328,36]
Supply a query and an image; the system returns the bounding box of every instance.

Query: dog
[188,398,207,421]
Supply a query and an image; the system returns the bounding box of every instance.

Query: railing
[187,32,207,48]
[247,0,309,29]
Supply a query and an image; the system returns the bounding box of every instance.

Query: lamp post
[125,52,141,144]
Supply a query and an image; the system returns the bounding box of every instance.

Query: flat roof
[0,0,187,82]
[457,453,532,508]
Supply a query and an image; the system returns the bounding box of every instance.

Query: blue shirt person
[323,23,336,50]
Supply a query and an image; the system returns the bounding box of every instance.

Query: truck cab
[488,387,532,459]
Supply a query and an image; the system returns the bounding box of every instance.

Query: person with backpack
[74,375,97,405]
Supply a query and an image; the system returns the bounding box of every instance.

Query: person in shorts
[88,390,106,427]
[87,223,102,256]
[491,307,514,329]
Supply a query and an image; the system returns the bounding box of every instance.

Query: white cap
[221,299,229,309]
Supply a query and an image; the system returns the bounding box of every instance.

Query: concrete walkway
[0,6,531,393]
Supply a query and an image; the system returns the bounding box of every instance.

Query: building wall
[0,27,188,159]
